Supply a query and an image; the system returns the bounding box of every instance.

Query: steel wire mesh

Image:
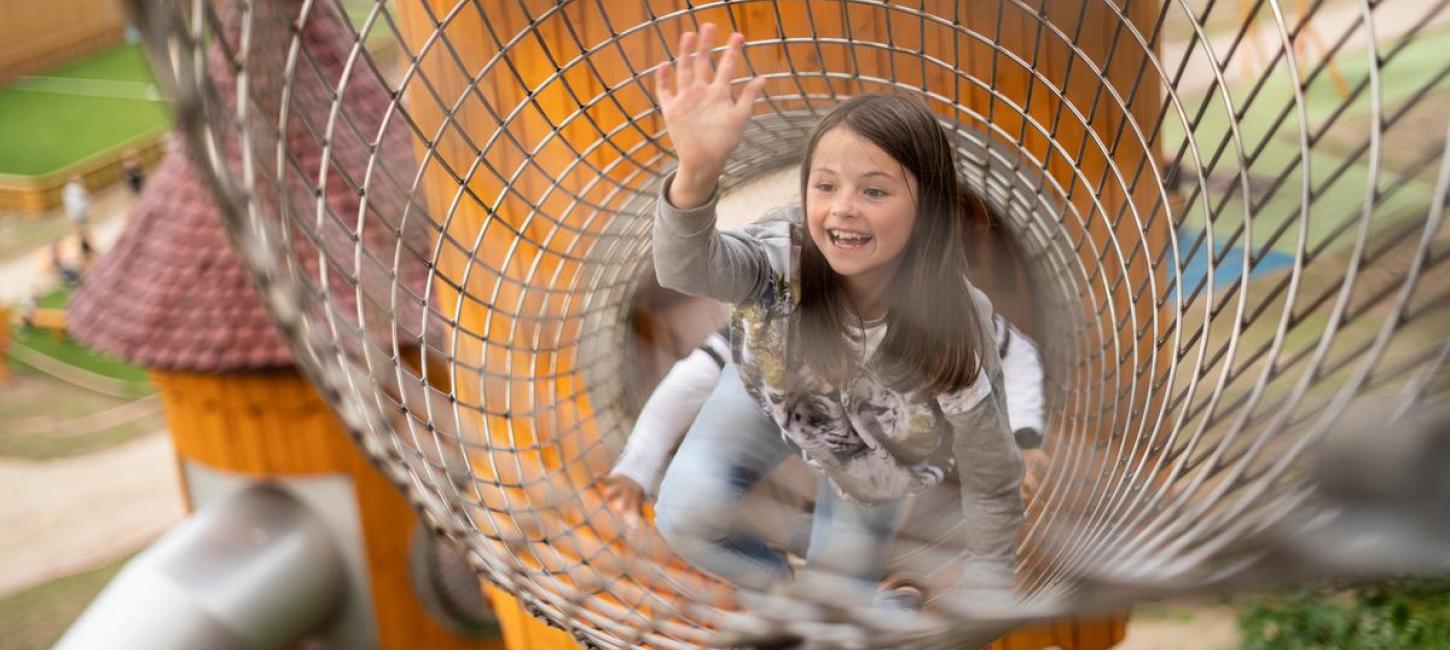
[127,0,1449,646]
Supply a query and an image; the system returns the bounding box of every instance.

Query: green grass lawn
[34,287,72,310]
[10,328,150,387]
[3,288,160,458]
[8,288,153,391]
[0,44,170,176]
[1161,27,1450,255]
[41,45,156,84]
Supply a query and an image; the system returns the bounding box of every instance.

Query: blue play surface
[1171,225,1296,300]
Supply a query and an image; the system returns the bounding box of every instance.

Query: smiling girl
[649,24,1025,606]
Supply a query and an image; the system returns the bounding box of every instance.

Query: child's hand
[1020,448,1049,503]
[655,23,767,209]
[602,474,647,531]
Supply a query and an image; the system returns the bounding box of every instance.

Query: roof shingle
[69,2,431,373]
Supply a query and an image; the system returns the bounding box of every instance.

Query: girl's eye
[814,182,835,192]
[864,188,888,198]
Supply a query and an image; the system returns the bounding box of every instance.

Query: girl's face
[804,126,919,291]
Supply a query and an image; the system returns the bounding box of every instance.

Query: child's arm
[653,183,785,304]
[945,387,1026,598]
[610,333,729,496]
[995,317,1046,447]
[654,24,766,210]
[997,318,1050,502]
[652,24,775,304]
[943,295,1026,599]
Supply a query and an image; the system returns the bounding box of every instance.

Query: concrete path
[0,431,183,598]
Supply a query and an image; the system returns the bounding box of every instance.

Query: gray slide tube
[55,484,348,650]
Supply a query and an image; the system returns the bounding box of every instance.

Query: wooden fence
[0,0,128,84]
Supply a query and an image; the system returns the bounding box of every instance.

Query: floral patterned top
[726,211,1004,504]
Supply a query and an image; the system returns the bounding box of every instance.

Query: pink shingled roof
[68,2,432,372]
[68,150,296,371]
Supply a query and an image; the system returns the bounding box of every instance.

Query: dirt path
[0,431,183,597]
[1117,604,1242,649]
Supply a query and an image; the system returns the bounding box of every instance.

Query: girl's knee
[655,474,735,545]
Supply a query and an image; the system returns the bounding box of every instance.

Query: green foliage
[1238,580,1450,650]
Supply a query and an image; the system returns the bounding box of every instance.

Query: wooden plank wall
[0,0,127,83]
[0,132,167,214]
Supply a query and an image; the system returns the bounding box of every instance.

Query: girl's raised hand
[655,23,767,209]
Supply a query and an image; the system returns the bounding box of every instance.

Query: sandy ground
[0,431,183,598]
[1117,604,1242,649]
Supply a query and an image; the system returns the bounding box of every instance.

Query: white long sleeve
[995,317,1046,439]
[609,333,729,495]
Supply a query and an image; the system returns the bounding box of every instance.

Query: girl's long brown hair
[798,94,994,396]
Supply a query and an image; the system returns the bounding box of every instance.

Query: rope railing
[4,394,162,439]
[5,340,153,399]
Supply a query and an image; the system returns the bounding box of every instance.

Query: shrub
[1238,580,1450,649]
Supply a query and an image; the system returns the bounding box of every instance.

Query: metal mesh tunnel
[126,0,1450,647]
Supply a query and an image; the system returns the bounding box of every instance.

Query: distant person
[18,296,38,330]
[51,242,80,287]
[78,227,96,265]
[62,176,91,229]
[122,151,146,195]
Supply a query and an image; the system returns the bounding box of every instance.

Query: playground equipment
[112,0,1450,647]
[63,17,506,644]
[55,485,349,650]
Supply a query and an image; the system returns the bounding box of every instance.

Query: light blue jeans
[655,364,905,598]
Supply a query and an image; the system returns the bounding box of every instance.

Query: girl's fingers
[714,32,742,86]
[735,75,767,113]
[694,23,716,84]
[677,30,696,87]
[654,61,672,103]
